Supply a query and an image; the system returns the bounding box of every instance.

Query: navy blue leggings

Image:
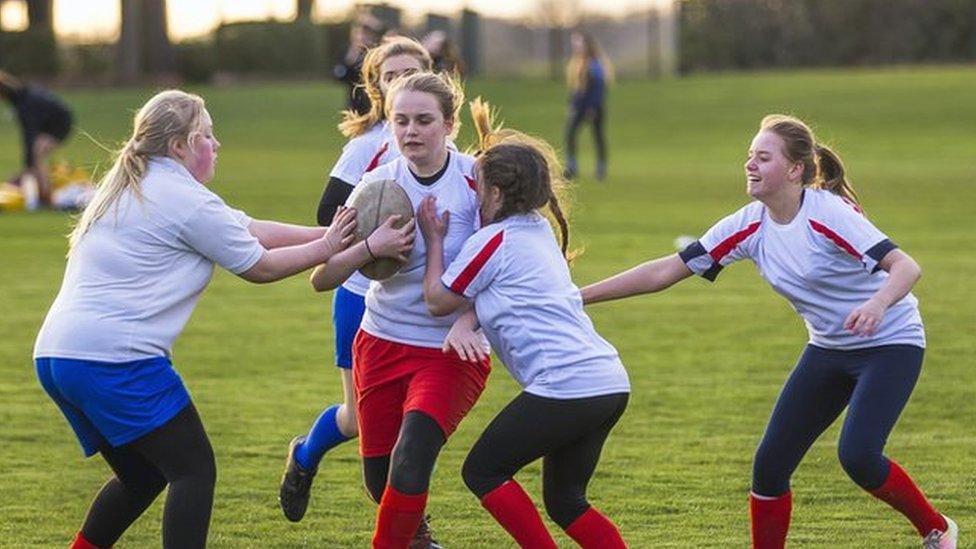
[752,344,923,497]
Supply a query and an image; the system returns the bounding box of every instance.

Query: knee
[389,437,437,494]
[543,486,587,530]
[337,404,359,438]
[838,443,885,489]
[460,452,496,498]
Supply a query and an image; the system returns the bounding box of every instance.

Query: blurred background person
[422,30,465,76]
[0,70,74,209]
[564,31,612,181]
[333,13,386,116]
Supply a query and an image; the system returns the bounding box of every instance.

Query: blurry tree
[535,0,580,80]
[26,0,52,30]
[296,0,314,22]
[118,0,175,82]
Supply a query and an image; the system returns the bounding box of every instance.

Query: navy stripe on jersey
[449,230,504,295]
[865,238,898,273]
[679,241,723,281]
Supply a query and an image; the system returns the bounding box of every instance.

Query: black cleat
[410,514,445,549]
[278,435,318,522]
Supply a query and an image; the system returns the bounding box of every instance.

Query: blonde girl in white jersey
[305,71,491,548]
[279,35,433,525]
[580,115,956,549]
[416,105,630,548]
[31,89,411,549]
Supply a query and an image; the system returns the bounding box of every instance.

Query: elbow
[309,272,337,292]
[425,299,455,317]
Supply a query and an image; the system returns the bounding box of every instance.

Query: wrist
[364,236,377,260]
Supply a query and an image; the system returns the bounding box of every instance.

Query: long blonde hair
[68,90,207,251]
[338,36,433,138]
[469,98,577,260]
[760,114,859,204]
[566,31,614,92]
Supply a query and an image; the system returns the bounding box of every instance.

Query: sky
[0,0,669,42]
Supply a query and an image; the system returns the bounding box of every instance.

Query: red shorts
[353,329,491,458]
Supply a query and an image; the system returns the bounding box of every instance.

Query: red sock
[869,460,946,537]
[564,507,626,549]
[750,491,791,549]
[71,532,108,549]
[372,485,428,549]
[480,480,558,549]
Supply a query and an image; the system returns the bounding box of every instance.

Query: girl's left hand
[417,195,449,242]
[844,298,887,337]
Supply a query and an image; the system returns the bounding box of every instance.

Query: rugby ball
[348,179,414,280]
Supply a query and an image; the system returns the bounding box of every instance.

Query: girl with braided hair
[417,101,630,548]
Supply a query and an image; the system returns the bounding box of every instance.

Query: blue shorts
[332,285,367,369]
[35,356,190,457]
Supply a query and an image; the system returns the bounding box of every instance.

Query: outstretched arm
[580,253,693,305]
[248,219,327,249]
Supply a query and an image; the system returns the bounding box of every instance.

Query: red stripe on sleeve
[365,142,390,173]
[709,221,761,263]
[464,175,477,192]
[449,230,504,294]
[809,219,862,260]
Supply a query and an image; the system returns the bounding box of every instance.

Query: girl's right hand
[323,206,357,256]
[367,215,415,262]
[417,195,449,244]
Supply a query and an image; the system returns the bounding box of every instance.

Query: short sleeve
[809,196,895,273]
[330,137,388,186]
[180,196,264,274]
[679,204,762,281]
[442,228,505,298]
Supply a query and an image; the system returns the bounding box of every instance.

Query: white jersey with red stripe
[679,188,924,350]
[443,212,630,399]
[357,151,483,349]
[329,122,398,296]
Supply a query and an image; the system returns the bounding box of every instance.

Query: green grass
[1,66,974,547]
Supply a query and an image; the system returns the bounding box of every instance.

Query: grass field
[1,66,973,548]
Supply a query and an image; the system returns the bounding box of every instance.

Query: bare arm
[417,196,468,316]
[248,219,327,249]
[309,215,416,292]
[240,208,357,283]
[580,254,694,305]
[844,249,922,337]
[423,236,469,316]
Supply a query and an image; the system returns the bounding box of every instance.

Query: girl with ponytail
[34,89,409,549]
[417,101,630,548]
[578,114,956,548]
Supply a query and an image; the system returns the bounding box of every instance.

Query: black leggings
[752,344,923,496]
[565,104,606,164]
[82,403,216,549]
[462,391,628,529]
[362,411,446,502]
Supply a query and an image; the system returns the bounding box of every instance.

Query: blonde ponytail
[68,90,207,252]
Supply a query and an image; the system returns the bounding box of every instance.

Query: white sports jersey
[679,188,924,350]
[443,213,630,399]
[354,152,483,348]
[330,122,398,296]
[34,157,265,362]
